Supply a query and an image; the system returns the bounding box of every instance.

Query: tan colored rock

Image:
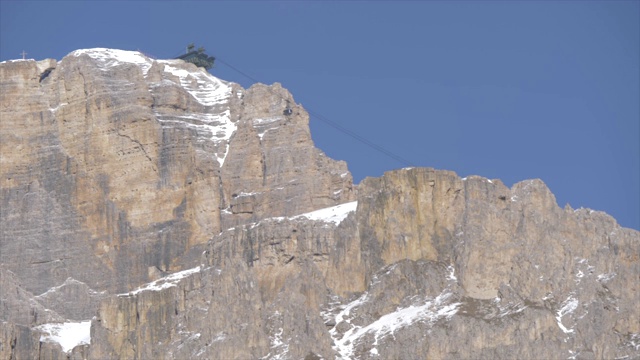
[327,168,639,358]
[2,49,638,360]
[0,49,354,299]
[220,82,355,229]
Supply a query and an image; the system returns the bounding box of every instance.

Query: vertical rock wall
[0,49,354,298]
[1,50,637,359]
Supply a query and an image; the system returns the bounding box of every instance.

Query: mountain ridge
[0,48,638,359]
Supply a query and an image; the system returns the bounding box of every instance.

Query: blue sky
[1,1,638,230]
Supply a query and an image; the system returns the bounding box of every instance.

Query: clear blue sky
[1,1,638,230]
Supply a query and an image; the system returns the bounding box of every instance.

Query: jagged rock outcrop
[329,168,639,359]
[1,49,638,359]
[0,49,353,297]
[84,168,639,359]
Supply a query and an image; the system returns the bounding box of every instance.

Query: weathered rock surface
[328,168,639,359]
[0,49,353,297]
[0,266,63,326]
[0,49,638,359]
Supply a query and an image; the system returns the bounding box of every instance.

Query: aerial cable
[212,55,415,168]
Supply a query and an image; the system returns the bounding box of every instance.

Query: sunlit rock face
[1,50,638,359]
[0,49,354,296]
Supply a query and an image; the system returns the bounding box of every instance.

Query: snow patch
[72,48,152,75]
[253,116,282,125]
[49,102,68,113]
[243,201,357,228]
[235,191,260,198]
[292,201,357,225]
[34,321,91,353]
[556,296,579,334]
[118,266,201,296]
[627,333,640,351]
[330,291,459,359]
[1,58,34,64]
[497,301,527,317]
[597,272,616,282]
[158,62,231,106]
[261,311,291,360]
[447,265,457,281]
[213,332,226,342]
[253,117,283,140]
[268,328,289,360]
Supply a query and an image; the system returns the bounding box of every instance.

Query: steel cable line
[212,56,415,167]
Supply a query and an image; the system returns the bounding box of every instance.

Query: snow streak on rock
[329,291,460,359]
[72,48,236,167]
[34,321,92,353]
[292,201,357,225]
[261,311,290,360]
[155,60,234,167]
[159,61,231,107]
[253,116,285,140]
[556,296,579,334]
[244,201,357,230]
[118,266,201,297]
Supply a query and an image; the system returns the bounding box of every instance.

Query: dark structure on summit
[175,44,215,70]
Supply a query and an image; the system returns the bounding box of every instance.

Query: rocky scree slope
[0,49,638,359]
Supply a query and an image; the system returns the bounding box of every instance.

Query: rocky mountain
[0,49,638,360]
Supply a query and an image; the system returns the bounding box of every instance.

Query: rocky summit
[0,49,638,360]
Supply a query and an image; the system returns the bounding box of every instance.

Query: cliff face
[0,49,638,360]
[0,49,353,296]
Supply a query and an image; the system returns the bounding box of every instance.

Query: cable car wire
[212,55,415,167]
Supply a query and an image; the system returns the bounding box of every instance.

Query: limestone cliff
[0,49,638,360]
[0,49,353,296]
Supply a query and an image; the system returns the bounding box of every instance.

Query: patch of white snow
[330,292,459,359]
[1,59,34,64]
[597,273,616,282]
[118,266,201,296]
[34,321,91,353]
[159,62,230,106]
[292,201,357,225]
[49,102,68,113]
[447,265,457,281]
[72,48,153,75]
[556,296,579,334]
